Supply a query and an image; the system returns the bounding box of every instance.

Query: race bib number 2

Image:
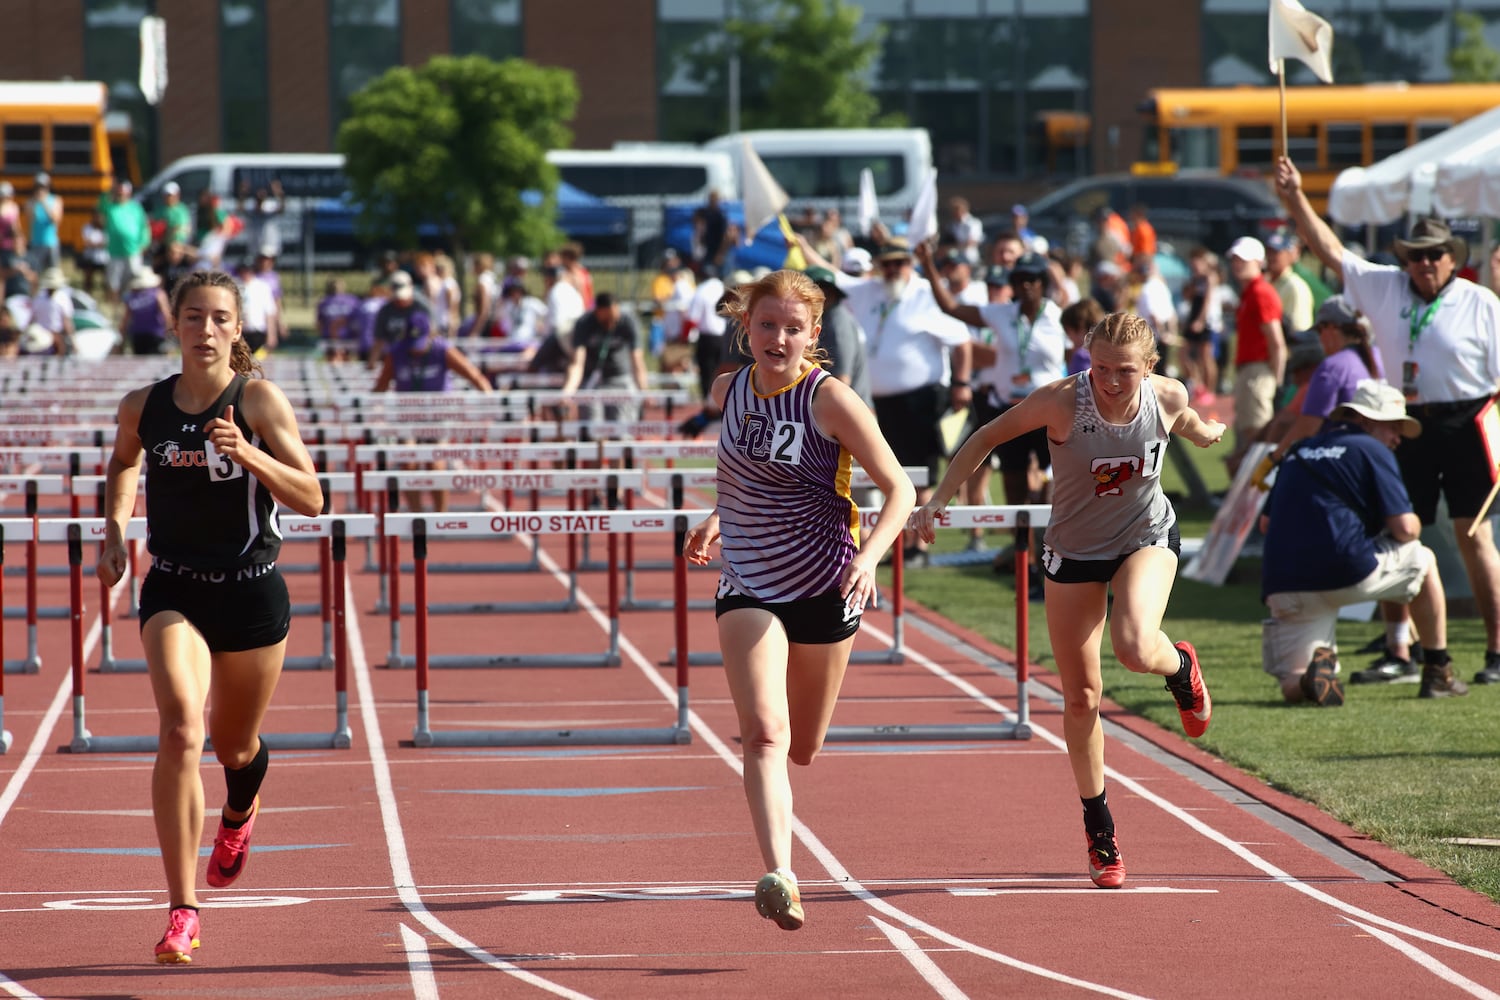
[739,413,806,466]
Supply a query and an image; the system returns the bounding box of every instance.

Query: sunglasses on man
[1406,248,1448,263]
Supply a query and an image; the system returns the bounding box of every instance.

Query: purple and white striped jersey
[715,364,859,602]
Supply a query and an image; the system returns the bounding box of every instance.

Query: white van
[545,146,733,263]
[137,152,347,265]
[703,128,933,226]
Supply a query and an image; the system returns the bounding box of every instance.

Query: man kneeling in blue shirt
[1260,380,1470,705]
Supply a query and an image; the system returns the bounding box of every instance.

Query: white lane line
[400,922,442,1000]
[0,611,103,830]
[0,973,43,1000]
[1346,919,1500,1000]
[869,917,970,1000]
[0,583,107,996]
[344,575,596,1000]
[532,544,1149,1000]
[855,619,1500,970]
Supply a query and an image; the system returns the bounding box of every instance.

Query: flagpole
[1277,60,1288,160]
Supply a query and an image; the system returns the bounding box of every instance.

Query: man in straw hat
[1260,379,1470,704]
[24,265,74,355]
[1277,154,1500,686]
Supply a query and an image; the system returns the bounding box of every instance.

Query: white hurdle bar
[37,514,374,754]
[0,474,73,587]
[825,504,1051,743]
[382,509,709,746]
[70,474,361,672]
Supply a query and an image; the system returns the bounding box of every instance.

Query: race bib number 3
[204,440,244,482]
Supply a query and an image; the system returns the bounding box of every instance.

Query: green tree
[684,0,901,130]
[336,54,578,264]
[1449,12,1500,82]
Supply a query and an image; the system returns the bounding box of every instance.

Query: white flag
[139,15,168,105]
[1269,0,1334,84]
[739,138,788,245]
[857,167,878,237]
[904,167,939,248]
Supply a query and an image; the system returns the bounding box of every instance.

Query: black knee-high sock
[223,738,268,821]
[1082,791,1113,836]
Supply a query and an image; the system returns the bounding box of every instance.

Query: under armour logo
[182,423,197,432]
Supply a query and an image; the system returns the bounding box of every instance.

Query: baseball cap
[1009,252,1049,278]
[841,247,873,275]
[163,181,180,196]
[1226,236,1266,264]
[33,172,50,188]
[389,271,414,297]
[805,266,839,287]
[1265,230,1297,252]
[983,265,1010,286]
[1315,295,1360,327]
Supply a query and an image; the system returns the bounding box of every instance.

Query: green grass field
[890,453,1500,905]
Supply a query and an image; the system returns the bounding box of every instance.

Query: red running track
[0,511,1498,999]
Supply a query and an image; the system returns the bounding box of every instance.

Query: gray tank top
[1044,372,1175,560]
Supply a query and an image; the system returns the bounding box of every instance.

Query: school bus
[0,81,118,251]
[1136,82,1500,212]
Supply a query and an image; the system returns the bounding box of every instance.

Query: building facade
[1,0,1496,215]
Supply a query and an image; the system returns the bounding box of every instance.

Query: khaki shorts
[1261,537,1432,680]
[1233,361,1277,444]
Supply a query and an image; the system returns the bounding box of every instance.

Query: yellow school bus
[0,81,117,252]
[1137,82,1500,212]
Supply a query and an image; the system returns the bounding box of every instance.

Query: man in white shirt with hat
[1277,153,1500,685]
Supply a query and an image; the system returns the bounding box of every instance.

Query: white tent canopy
[1328,104,1500,226]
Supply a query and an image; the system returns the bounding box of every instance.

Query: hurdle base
[3,658,40,674]
[66,731,357,753]
[397,561,541,574]
[389,652,620,669]
[824,723,1031,742]
[623,598,715,612]
[3,608,68,620]
[398,600,579,615]
[97,657,147,673]
[282,654,336,671]
[411,725,691,747]
[664,648,903,667]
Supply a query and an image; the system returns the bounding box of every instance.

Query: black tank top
[139,374,282,569]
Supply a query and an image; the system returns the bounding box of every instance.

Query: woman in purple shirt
[1268,295,1382,464]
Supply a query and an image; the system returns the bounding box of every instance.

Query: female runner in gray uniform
[98,270,324,963]
[685,269,915,931]
[911,312,1225,889]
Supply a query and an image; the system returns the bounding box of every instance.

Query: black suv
[994,172,1287,258]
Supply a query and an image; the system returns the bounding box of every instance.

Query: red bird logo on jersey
[1091,457,1138,497]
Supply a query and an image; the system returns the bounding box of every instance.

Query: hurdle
[1,517,39,684]
[825,504,1051,743]
[0,476,71,589]
[383,507,708,746]
[379,484,639,668]
[73,474,361,673]
[41,514,373,753]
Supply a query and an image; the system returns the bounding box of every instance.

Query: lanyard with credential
[1407,295,1443,353]
[1015,311,1034,374]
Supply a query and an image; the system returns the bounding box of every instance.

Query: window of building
[83,0,158,178]
[222,0,269,153]
[451,0,523,60]
[329,0,401,141]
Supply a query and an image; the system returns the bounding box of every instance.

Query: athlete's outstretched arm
[1155,375,1226,448]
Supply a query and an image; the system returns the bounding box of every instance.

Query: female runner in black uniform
[98,270,323,963]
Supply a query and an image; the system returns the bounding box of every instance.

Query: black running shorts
[715,587,861,645]
[139,560,290,652]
